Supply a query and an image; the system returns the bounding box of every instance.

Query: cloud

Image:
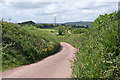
[1,0,119,2]
[1,0,119,23]
[2,2,52,10]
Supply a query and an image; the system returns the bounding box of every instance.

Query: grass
[41,28,58,35]
[41,29,55,32]
[41,28,69,36]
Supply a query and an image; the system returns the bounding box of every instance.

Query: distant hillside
[37,21,93,27]
[64,21,93,27]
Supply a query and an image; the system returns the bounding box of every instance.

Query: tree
[18,21,35,26]
[72,28,88,34]
[56,26,66,35]
[67,26,72,30]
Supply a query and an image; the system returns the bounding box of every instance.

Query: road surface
[2,42,76,78]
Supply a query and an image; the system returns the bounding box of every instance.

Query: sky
[0,0,119,23]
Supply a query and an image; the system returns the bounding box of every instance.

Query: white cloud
[1,1,119,23]
[1,0,119,2]
[95,0,119,2]
[62,16,66,19]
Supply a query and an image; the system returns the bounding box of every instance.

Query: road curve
[2,42,76,78]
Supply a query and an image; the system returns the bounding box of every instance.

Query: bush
[62,11,120,78]
[56,26,66,35]
[67,26,72,30]
[2,21,60,71]
[72,28,88,34]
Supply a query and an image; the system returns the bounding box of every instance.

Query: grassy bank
[60,11,120,78]
[2,21,60,72]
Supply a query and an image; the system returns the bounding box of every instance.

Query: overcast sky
[0,0,119,23]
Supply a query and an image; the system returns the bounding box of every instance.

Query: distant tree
[35,24,54,29]
[61,24,66,26]
[86,25,89,29]
[18,21,35,26]
[81,25,85,28]
[67,26,72,30]
[9,18,11,21]
[56,26,66,35]
[49,24,52,27]
[72,25,76,28]
[72,28,88,34]
[56,24,60,27]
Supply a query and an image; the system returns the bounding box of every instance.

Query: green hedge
[72,28,88,34]
[62,11,120,78]
[2,21,60,71]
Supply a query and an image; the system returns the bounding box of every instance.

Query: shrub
[67,26,72,30]
[62,11,120,78]
[72,28,88,34]
[2,21,60,71]
[56,26,66,35]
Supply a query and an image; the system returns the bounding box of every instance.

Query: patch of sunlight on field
[42,29,55,32]
[41,29,58,35]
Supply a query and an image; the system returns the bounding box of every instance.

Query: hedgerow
[72,28,88,34]
[2,21,60,71]
[62,11,120,78]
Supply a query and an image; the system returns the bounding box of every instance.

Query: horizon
[35,20,93,24]
[1,20,93,24]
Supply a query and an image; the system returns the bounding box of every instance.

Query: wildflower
[85,37,88,39]
[78,48,80,51]
[78,52,80,54]
[43,48,47,51]
[71,54,76,59]
[42,39,45,43]
[74,53,76,57]
[82,64,84,67]
[75,54,76,57]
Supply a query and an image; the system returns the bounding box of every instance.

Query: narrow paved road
[2,42,76,78]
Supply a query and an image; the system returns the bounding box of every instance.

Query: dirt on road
[2,42,76,78]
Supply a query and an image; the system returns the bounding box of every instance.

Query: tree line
[18,21,89,29]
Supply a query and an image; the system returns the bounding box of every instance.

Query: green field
[41,28,72,36]
[41,29,55,32]
[41,28,58,35]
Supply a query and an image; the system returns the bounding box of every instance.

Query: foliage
[35,24,55,29]
[56,26,66,35]
[67,26,72,30]
[2,21,60,71]
[72,28,88,34]
[18,21,57,29]
[18,21,35,26]
[61,11,120,78]
[65,21,92,28]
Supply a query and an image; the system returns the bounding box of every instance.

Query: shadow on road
[34,44,63,64]
[56,45,63,53]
